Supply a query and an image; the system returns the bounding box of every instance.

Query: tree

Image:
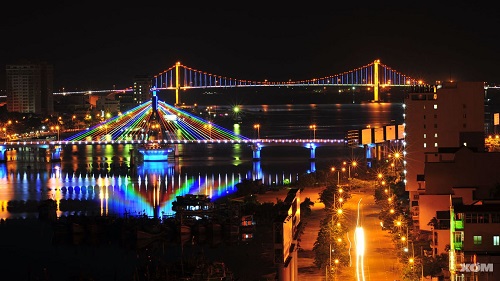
[300,197,314,217]
[428,217,439,229]
[423,253,449,277]
[313,209,350,271]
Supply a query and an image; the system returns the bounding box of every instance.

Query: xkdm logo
[459,263,493,273]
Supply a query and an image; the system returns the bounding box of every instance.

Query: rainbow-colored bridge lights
[64,97,250,142]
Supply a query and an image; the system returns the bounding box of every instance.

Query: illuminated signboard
[374,127,384,143]
[385,125,396,140]
[361,128,372,145]
[397,125,405,139]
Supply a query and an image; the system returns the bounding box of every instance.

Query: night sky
[2,3,500,91]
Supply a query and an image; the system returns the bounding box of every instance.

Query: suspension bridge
[54,59,425,104]
[1,60,412,163]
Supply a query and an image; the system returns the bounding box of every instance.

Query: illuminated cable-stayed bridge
[54,59,425,103]
[0,90,348,164]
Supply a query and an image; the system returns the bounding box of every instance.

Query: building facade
[133,75,152,105]
[273,188,301,281]
[404,81,485,229]
[6,60,54,115]
[450,202,500,281]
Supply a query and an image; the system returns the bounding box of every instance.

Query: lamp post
[331,167,340,186]
[328,189,343,281]
[56,125,60,141]
[254,124,260,139]
[309,124,317,140]
[341,167,346,184]
[348,161,357,179]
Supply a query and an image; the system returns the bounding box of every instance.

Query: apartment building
[133,75,152,105]
[404,81,485,229]
[450,201,500,281]
[6,60,54,115]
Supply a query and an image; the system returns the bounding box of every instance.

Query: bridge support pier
[251,144,261,161]
[0,147,5,163]
[310,161,316,173]
[306,143,316,161]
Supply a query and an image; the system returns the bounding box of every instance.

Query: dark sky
[2,3,500,91]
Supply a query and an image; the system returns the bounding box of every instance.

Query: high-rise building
[133,75,152,105]
[5,60,54,115]
[403,81,485,229]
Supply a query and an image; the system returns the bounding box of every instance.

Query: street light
[331,167,340,186]
[348,161,357,179]
[254,124,260,139]
[309,124,317,140]
[341,167,346,183]
[55,125,60,141]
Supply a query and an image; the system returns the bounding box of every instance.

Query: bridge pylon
[373,59,380,102]
[175,61,181,106]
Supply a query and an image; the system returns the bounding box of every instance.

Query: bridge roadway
[0,138,348,162]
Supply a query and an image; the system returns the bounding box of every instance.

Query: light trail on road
[347,231,352,267]
[355,198,366,281]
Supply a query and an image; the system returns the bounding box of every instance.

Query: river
[0,102,404,220]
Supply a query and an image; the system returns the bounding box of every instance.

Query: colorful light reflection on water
[0,159,301,220]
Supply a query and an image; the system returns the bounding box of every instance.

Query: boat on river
[137,142,174,161]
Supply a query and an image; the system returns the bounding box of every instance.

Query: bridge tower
[373,59,380,102]
[137,90,174,161]
[175,61,181,106]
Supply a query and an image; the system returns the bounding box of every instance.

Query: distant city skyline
[2,4,500,92]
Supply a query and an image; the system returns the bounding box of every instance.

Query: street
[255,184,402,280]
[336,186,401,281]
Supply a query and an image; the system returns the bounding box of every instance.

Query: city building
[133,75,152,105]
[403,81,485,230]
[5,60,54,115]
[95,96,120,116]
[273,188,301,281]
[450,199,500,281]
[403,81,500,280]
[419,146,500,255]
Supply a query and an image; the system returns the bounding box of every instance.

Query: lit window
[434,133,438,138]
[424,143,427,148]
[434,104,438,109]
[423,134,427,139]
[434,143,438,147]
[474,235,482,245]
[494,236,499,246]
